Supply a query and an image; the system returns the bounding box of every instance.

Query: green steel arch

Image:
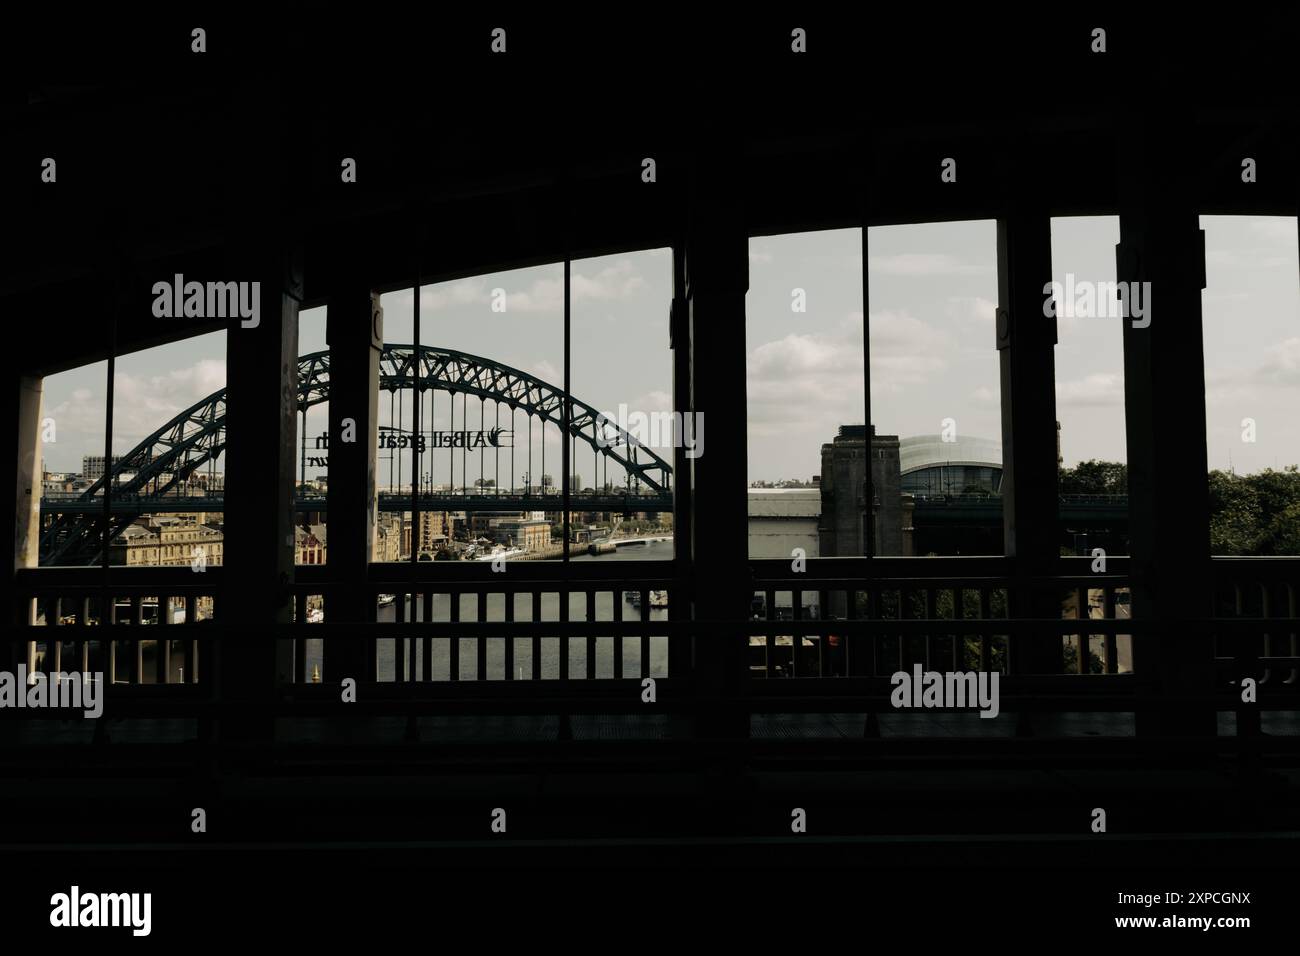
[40,344,673,564]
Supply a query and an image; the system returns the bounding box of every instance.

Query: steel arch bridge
[40,344,674,565]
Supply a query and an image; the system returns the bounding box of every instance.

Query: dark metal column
[668,244,692,677]
[1118,113,1215,738]
[684,150,750,739]
[325,286,382,681]
[218,246,302,742]
[996,211,1064,676]
[0,370,41,745]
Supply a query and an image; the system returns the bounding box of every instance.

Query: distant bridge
[911,494,1128,523]
[42,491,674,516]
[40,344,674,564]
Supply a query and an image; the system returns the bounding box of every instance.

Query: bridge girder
[41,344,673,565]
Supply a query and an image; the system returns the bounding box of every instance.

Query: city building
[108,514,224,567]
[899,435,1003,496]
[493,517,550,551]
[374,513,403,563]
[296,524,326,565]
[818,425,905,557]
[747,487,820,559]
[80,455,123,480]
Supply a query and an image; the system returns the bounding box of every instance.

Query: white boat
[474,547,525,561]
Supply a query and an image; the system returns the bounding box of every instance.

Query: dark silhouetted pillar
[1118,113,1215,738]
[997,211,1064,676]
[669,246,692,677]
[324,285,381,681]
[218,247,301,742]
[684,150,749,739]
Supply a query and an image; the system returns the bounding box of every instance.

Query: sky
[36,217,1300,484]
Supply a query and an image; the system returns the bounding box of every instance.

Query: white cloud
[1205,248,1294,271]
[866,310,954,392]
[505,276,564,313]
[569,260,646,302]
[1247,218,1298,243]
[109,358,228,450]
[1206,339,1300,395]
[1056,372,1124,407]
[416,261,648,316]
[945,295,997,324]
[419,279,490,312]
[1254,337,1300,384]
[623,389,673,414]
[528,359,561,384]
[747,325,865,430]
[868,253,991,277]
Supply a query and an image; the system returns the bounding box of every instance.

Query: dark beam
[997,210,1064,676]
[324,285,382,681]
[684,149,750,739]
[1119,108,1216,738]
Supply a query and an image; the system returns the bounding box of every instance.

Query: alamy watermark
[594,404,704,460]
[151,274,260,328]
[1043,273,1150,329]
[0,666,103,718]
[890,664,1000,719]
[50,886,151,936]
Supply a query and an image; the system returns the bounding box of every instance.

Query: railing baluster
[868,588,879,676]
[639,589,650,678]
[559,590,569,681]
[422,592,433,682]
[1103,587,1117,674]
[1258,583,1270,687]
[504,590,515,681]
[586,589,597,679]
[923,588,936,673]
[185,594,198,683]
[80,605,91,675]
[159,594,173,684]
[531,591,542,681]
[477,591,488,681]
[132,595,145,684]
[449,591,460,682]
[765,588,776,678]
[1288,582,1298,685]
[1075,586,1087,675]
[405,590,416,682]
[898,589,908,673]
[843,588,858,676]
[612,589,623,680]
[978,588,991,672]
[48,599,63,691]
[950,587,961,670]
[393,589,405,682]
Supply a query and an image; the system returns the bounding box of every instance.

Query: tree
[1209,465,1300,555]
[1059,459,1127,495]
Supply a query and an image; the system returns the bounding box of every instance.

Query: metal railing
[7,557,1298,737]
